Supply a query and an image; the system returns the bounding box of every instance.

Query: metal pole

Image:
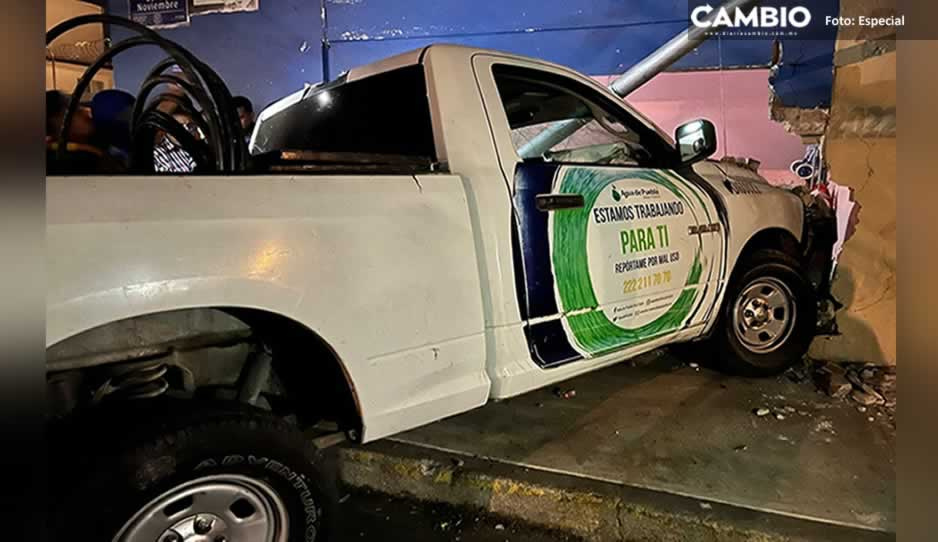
[320,0,331,82]
[518,0,761,159]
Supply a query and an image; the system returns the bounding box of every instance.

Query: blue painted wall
[106,0,836,111]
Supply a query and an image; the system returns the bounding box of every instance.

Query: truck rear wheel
[716,249,816,376]
[49,400,333,542]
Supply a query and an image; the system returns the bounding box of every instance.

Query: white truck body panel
[47,175,490,440]
[47,44,806,442]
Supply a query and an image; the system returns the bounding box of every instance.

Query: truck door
[475,59,724,367]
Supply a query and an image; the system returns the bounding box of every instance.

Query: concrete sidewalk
[339,351,895,541]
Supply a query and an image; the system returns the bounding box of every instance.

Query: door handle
[535,193,584,211]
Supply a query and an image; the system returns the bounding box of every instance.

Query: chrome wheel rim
[732,277,796,354]
[113,474,289,542]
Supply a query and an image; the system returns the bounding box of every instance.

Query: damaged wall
[600,70,809,186]
[809,1,896,365]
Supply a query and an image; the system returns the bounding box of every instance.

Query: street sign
[129,0,190,29]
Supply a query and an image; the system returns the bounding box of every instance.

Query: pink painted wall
[594,69,806,187]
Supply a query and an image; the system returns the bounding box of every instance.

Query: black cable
[51,35,151,165]
[46,14,246,173]
[140,58,216,144]
[144,57,182,86]
[138,58,229,170]
[146,92,212,145]
[133,74,223,170]
[134,109,212,173]
[132,110,210,173]
[141,62,239,169]
[48,34,219,169]
[138,112,212,172]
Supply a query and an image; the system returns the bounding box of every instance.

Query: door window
[491,64,675,168]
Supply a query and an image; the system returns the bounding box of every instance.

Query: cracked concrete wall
[809,8,896,365]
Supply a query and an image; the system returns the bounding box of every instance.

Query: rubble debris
[754,407,771,417]
[553,387,576,399]
[786,367,807,383]
[831,381,853,399]
[495,524,505,531]
[807,361,896,415]
[733,444,748,452]
[774,412,786,420]
[813,363,852,399]
[783,406,796,413]
[851,389,884,406]
[868,416,875,422]
[845,369,864,389]
[857,406,867,413]
[813,419,836,435]
[689,362,700,370]
[769,99,830,138]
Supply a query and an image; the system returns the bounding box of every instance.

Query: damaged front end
[791,185,841,335]
[719,154,846,337]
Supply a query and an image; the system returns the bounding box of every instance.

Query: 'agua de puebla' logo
[611,185,661,202]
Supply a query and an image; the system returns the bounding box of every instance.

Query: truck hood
[690,158,772,190]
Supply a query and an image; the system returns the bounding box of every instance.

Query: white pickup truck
[47,44,834,542]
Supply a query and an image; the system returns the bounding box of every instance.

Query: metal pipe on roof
[518,0,762,159]
[321,0,331,81]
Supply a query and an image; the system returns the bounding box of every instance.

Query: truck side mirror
[675,119,717,165]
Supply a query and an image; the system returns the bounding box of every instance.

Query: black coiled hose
[46,14,247,173]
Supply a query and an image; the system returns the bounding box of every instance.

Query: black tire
[715,248,816,376]
[49,400,334,542]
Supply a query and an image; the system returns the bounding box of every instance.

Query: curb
[338,440,894,542]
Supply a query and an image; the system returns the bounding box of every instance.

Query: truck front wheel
[716,249,816,376]
[49,400,333,542]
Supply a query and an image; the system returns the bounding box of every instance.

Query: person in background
[90,89,136,168]
[46,90,94,147]
[46,90,122,174]
[152,102,199,173]
[151,67,200,173]
[232,95,255,142]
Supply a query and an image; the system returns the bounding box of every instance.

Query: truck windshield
[250,65,437,161]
